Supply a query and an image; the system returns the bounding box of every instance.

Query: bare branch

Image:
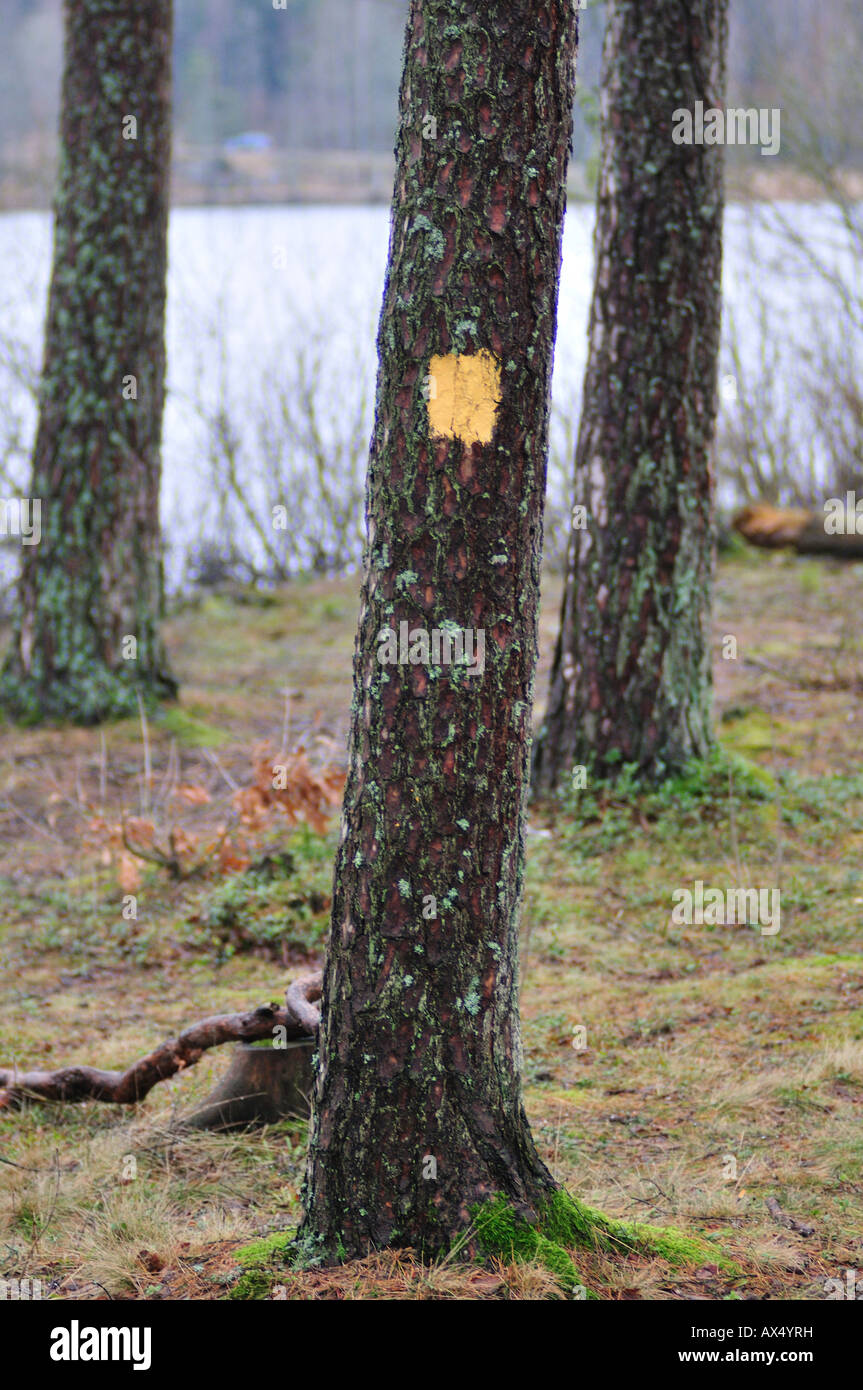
[285,971,324,1034]
[0,972,322,1110]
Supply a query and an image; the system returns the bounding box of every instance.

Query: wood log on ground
[0,971,322,1110]
[733,504,863,558]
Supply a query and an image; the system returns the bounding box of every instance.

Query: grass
[1,552,863,1298]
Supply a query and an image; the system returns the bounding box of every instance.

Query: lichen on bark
[533,0,729,791]
[300,0,579,1259]
[0,0,176,725]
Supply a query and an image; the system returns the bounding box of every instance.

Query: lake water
[0,200,857,586]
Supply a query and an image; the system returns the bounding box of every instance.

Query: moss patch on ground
[229,1230,297,1299]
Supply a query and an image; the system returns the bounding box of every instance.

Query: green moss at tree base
[0,668,176,727]
[472,1188,739,1297]
[472,1193,597,1298]
[227,1188,739,1300]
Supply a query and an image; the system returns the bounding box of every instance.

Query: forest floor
[0,545,862,1301]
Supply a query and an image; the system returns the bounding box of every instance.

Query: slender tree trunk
[532,0,728,791]
[1,0,176,725]
[300,0,578,1259]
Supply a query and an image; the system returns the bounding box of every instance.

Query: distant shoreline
[2,149,861,214]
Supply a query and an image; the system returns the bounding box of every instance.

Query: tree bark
[300,0,578,1260]
[532,0,728,791]
[0,0,177,724]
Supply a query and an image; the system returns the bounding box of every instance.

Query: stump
[183,1038,315,1131]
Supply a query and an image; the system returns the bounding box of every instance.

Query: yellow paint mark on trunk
[427,350,501,446]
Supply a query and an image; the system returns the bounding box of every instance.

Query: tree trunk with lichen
[0,0,176,725]
[532,0,728,792]
[300,0,578,1260]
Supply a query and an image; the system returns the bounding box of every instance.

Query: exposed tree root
[472,1189,740,1298]
[222,1188,742,1301]
[0,971,322,1110]
[472,1194,597,1297]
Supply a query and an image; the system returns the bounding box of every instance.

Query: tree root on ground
[472,1189,740,1298]
[0,971,322,1110]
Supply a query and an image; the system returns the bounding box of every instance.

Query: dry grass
[1,554,863,1298]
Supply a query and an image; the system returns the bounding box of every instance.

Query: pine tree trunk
[532,0,728,791]
[300,0,578,1259]
[1,0,176,724]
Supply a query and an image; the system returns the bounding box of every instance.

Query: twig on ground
[765,1195,815,1237]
